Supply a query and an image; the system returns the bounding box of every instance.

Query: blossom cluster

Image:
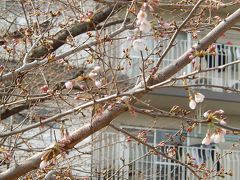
[202,109,227,145]
[189,44,216,68]
[202,128,226,145]
[189,92,205,110]
[39,128,71,170]
[64,65,102,91]
[136,10,151,34]
[88,65,102,88]
[131,4,152,51]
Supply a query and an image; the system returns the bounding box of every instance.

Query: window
[122,126,187,180]
[123,126,187,146]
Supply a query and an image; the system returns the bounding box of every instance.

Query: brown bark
[28,5,120,60]
[0,6,239,180]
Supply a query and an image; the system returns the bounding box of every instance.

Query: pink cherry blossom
[40,85,49,93]
[218,109,224,114]
[65,81,74,89]
[79,84,87,90]
[0,64,5,70]
[136,19,142,26]
[39,160,49,169]
[220,120,227,126]
[202,136,211,146]
[212,133,221,143]
[208,44,216,53]
[188,54,195,60]
[86,11,93,17]
[93,66,101,72]
[189,99,196,110]
[203,111,209,118]
[88,72,98,80]
[211,132,225,144]
[202,131,211,145]
[74,95,81,100]
[191,59,195,64]
[194,93,205,103]
[221,128,227,135]
[137,10,147,21]
[95,80,102,88]
[139,20,151,33]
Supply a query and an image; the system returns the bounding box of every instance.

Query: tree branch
[1,7,240,180]
[28,5,121,60]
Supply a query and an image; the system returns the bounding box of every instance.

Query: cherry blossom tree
[0,0,240,179]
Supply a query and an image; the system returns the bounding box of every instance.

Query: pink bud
[139,20,151,33]
[203,111,209,118]
[194,93,205,103]
[137,10,147,21]
[95,80,102,88]
[219,109,224,114]
[188,54,194,60]
[214,16,221,21]
[202,130,211,145]
[39,160,48,169]
[86,11,93,17]
[136,19,141,26]
[143,2,148,8]
[74,95,81,100]
[220,128,227,135]
[202,136,211,146]
[88,72,98,80]
[189,99,196,110]
[79,84,87,90]
[107,104,114,110]
[212,133,221,143]
[65,81,74,89]
[40,85,49,93]
[133,28,139,34]
[209,44,216,52]
[220,120,227,126]
[0,64,4,70]
[215,109,224,115]
[46,89,53,94]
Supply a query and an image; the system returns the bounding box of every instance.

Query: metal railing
[91,132,240,180]
[126,40,240,92]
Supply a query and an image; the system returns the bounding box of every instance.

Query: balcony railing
[92,132,240,180]
[126,40,240,92]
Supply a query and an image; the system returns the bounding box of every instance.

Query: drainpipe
[187,32,192,74]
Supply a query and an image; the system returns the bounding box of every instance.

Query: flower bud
[39,160,49,169]
[137,10,147,21]
[220,120,227,126]
[93,66,101,72]
[95,80,102,88]
[139,20,151,33]
[189,99,196,110]
[194,93,205,103]
[202,136,211,146]
[65,81,74,89]
[88,72,98,80]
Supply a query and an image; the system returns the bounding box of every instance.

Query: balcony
[126,40,240,93]
[92,132,240,180]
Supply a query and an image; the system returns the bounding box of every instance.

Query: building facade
[0,0,240,179]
